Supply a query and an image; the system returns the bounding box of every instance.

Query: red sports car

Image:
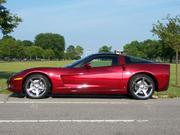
[7,53,170,99]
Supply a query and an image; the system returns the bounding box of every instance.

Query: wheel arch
[128,72,158,92]
[22,72,53,94]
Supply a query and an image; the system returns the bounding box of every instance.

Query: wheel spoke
[38,87,44,92]
[142,77,146,84]
[136,80,142,84]
[35,89,39,96]
[147,84,153,88]
[27,87,33,92]
[30,79,34,84]
[135,89,142,95]
[38,78,43,84]
[142,90,148,97]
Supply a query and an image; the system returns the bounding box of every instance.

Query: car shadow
[9,92,132,99]
[8,93,156,100]
[51,94,132,99]
[9,93,25,98]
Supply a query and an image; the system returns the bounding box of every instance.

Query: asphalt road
[0,94,180,135]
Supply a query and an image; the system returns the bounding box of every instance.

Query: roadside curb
[152,95,158,99]
[0,94,11,102]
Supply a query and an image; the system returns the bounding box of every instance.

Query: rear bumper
[157,64,170,92]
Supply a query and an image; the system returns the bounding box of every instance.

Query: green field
[0,61,72,94]
[0,61,180,97]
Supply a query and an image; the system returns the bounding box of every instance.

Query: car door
[61,55,123,94]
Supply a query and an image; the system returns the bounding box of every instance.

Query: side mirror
[83,63,92,69]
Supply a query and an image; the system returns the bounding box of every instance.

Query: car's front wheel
[129,74,155,100]
[24,74,51,99]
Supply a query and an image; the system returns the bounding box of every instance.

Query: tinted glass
[125,56,152,64]
[65,55,92,68]
[66,54,119,68]
[88,56,119,68]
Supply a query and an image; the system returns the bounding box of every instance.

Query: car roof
[90,52,120,56]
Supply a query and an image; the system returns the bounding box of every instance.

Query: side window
[125,56,152,64]
[88,56,118,68]
[125,56,140,64]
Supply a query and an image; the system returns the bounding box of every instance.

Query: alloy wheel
[25,77,47,98]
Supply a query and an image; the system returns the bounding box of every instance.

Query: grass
[155,64,180,98]
[0,60,72,94]
[0,61,180,97]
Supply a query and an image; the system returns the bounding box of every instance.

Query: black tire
[23,74,51,99]
[128,74,155,100]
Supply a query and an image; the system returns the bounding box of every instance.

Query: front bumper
[7,75,23,93]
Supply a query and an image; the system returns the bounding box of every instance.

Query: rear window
[125,56,153,64]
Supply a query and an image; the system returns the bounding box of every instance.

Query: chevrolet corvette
[7,53,170,99]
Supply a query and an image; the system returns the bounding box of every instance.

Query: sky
[1,0,180,54]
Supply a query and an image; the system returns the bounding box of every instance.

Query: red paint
[7,54,170,95]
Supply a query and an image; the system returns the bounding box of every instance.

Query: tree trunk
[175,48,179,86]
[169,55,173,63]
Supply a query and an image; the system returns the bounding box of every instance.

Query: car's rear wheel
[129,74,155,100]
[24,74,51,99]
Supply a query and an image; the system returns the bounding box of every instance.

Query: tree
[0,0,22,36]
[0,37,25,59]
[152,15,180,86]
[66,45,76,60]
[98,45,112,53]
[35,33,65,59]
[43,49,55,60]
[159,40,175,63]
[123,41,145,58]
[24,46,44,60]
[142,40,162,60]
[123,40,175,62]
[75,45,83,58]
[22,40,33,46]
[65,45,84,60]
[1,35,15,40]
